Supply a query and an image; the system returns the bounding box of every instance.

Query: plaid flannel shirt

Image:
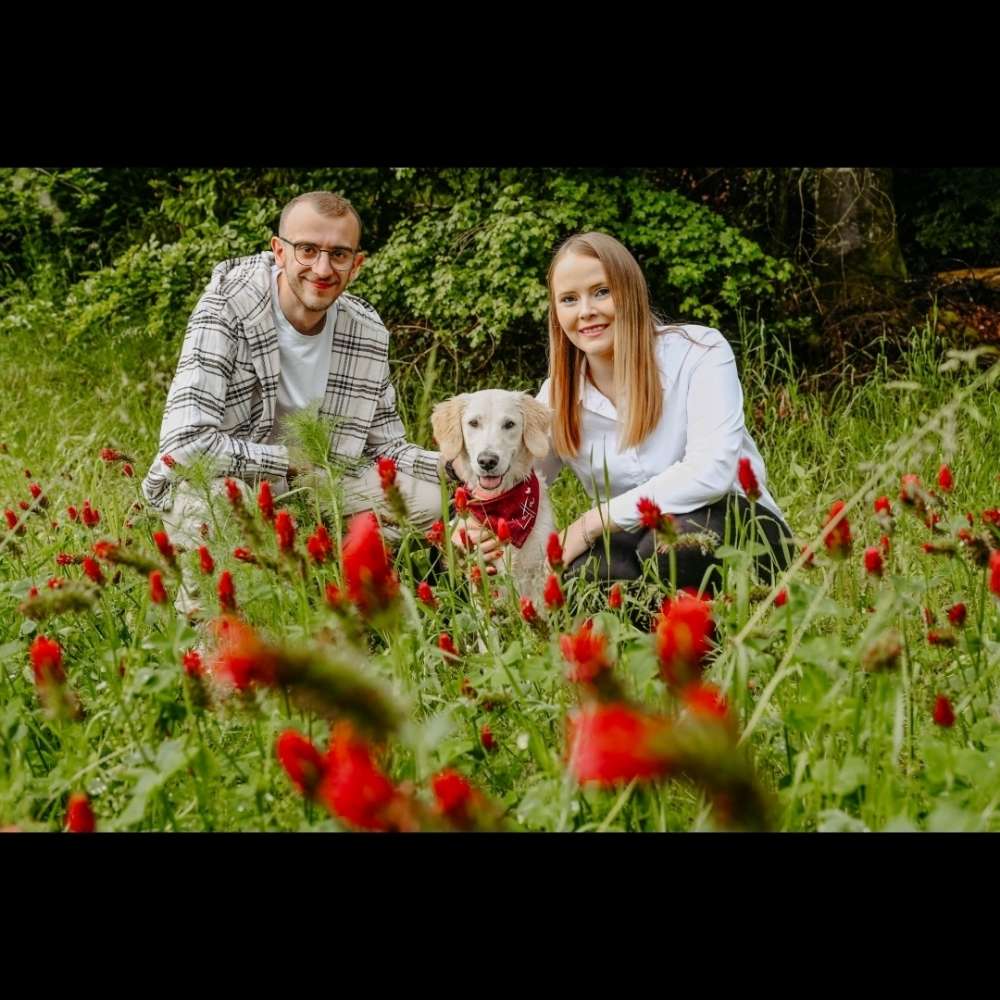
[141,252,440,511]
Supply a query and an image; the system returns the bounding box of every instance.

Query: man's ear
[431,395,468,462]
[520,395,552,459]
[347,252,365,286]
[270,235,286,266]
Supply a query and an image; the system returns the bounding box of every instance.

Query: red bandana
[463,472,540,549]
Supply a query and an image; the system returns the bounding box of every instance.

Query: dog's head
[431,390,551,500]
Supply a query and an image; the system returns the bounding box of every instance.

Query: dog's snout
[477,451,500,472]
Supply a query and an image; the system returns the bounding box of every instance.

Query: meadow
[1,319,998,833]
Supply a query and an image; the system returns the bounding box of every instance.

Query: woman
[534,231,794,591]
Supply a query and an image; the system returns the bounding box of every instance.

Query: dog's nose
[478,451,499,473]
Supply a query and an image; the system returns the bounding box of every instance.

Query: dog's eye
[467,419,479,429]
[502,419,516,430]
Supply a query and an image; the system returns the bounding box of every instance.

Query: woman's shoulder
[655,323,729,350]
[535,378,552,405]
[654,324,732,370]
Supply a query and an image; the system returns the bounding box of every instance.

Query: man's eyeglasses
[276,235,358,271]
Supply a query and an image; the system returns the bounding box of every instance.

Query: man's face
[271,203,364,316]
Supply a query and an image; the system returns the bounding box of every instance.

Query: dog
[431,390,554,609]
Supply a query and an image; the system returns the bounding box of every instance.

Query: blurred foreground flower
[65,793,95,833]
[822,500,851,558]
[341,512,399,621]
[655,591,714,689]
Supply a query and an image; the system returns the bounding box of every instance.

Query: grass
[1,318,998,832]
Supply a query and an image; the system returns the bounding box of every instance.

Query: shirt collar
[578,358,619,420]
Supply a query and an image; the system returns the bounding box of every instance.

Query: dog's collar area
[461,471,540,549]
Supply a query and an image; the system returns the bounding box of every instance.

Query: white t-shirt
[535,325,784,532]
[267,265,335,446]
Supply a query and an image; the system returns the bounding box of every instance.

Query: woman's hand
[560,507,619,568]
[451,521,506,574]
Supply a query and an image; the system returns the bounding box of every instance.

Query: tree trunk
[813,168,908,313]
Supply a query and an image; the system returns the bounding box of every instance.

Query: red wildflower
[737,457,760,501]
[29,482,42,499]
[637,497,664,531]
[425,520,445,547]
[276,729,327,799]
[927,629,956,647]
[947,602,967,627]
[93,540,117,562]
[923,607,936,626]
[609,584,623,609]
[182,649,204,678]
[899,474,922,504]
[480,724,496,751]
[431,769,482,827]
[81,501,100,527]
[67,505,79,522]
[983,509,1000,527]
[324,583,345,609]
[566,703,672,786]
[210,616,279,690]
[233,547,256,563]
[122,463,134,478]
[198,546,215,575]
[655,591,714,689]
[306,524,333,564]
[82,557,104,585]
[149,571,167,605]
[257,480,275,521]
[18,501,28,511]
[774,588,788,607]
[520,596,538,622]
[469,565,482,587]
[496,517,511,543]
[224,478,242,508]
[320,721,397,831]
[30,635,65,687]
[47,577,63,589]
[416,580,436,607]
[153,530,175,563]
[454,487,469,513]
[161,454,176,469]
[823,500,852,557]
[28,586,38,599]
[275,510,296,553]
[990,550,1000,600]
[544,574,565,609]
[863,546,884,577]
[682,681,732,725]
[546,532,563,570]
[933,694,955,728]
[217,570,237,612]
[873,495,892,516]
[377,456,397,490]
[880,534,891,555]
[4,510,18,530]
[341,513,399,618]
[100,448,123,462]
[438,633,459,658]
[937,464,954,492]
[65,793,96,834]
[560,619,612,684]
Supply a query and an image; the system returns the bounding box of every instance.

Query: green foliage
[0,168,793,392]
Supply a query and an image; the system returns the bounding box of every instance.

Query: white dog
[431,390,554,608]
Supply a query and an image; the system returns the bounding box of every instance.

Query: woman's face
[552,253,615,363]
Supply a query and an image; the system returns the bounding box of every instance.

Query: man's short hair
[278,191,363,247]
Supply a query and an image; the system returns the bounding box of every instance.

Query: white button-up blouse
[535,325,784,533]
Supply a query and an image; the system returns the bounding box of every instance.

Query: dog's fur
[432,390,554,608]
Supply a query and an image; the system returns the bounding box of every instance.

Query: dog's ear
[431,395,468,462]
[519,394,552,459]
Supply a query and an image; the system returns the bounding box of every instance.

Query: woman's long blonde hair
[547,232,664,458]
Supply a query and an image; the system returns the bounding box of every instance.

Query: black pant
[568,494,795,592]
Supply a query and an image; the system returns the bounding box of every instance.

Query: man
[141,190,446,616]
